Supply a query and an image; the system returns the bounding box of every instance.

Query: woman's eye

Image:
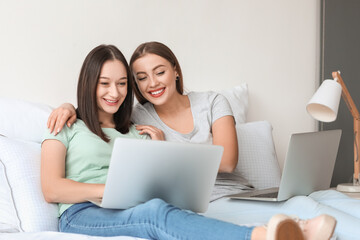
[118,82,127,86]
[137,76,146,81]
[100,82,109,85]
[156,71,165,76]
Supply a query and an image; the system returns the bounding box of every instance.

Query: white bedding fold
[0,232,147,240]
[204,189,360,240]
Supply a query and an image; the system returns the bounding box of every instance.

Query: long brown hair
[77,44,133,142]
[129,41,184,104]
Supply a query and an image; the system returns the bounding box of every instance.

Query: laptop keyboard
[251,192,278,198]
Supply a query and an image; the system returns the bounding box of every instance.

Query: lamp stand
[332,71,360,193]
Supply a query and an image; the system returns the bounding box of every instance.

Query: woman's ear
[174,67,179,80]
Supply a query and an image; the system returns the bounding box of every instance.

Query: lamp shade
[306,79,342,122]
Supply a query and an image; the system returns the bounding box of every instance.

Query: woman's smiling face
[132,53,179,106]
[96,59,128,122]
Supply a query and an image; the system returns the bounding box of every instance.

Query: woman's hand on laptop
[136,125,165,140]
[47,103,77,135]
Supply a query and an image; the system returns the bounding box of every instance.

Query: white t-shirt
[131,91,233,144]
[132,91,248,201]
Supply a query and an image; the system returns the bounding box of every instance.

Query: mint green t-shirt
[42,120,148,216]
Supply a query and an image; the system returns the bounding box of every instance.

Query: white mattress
[0,231,146,240]
[204,189,360,240]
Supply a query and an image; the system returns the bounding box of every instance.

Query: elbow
[42,192,56,203]
[228,164,237,173]
[218,163,237,173]
[220,165,236,173]
[42,187,60,203]
[219,157,238,173]
[44,196,55,203]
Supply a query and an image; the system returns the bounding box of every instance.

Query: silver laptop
[227,129,342,201]
[91,138,223,213]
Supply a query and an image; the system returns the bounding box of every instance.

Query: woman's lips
[103,98,119,106]
[149,88,165,98]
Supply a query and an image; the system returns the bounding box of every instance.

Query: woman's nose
[149,75,159,87]
[109,84,120,97]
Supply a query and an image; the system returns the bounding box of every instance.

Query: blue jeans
[59,198,254,240]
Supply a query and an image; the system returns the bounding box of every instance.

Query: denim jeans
[59,198,254,240]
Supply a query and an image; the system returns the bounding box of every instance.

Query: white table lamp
[307,71,360,192]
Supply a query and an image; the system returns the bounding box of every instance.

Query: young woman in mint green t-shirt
[40,44,335,240]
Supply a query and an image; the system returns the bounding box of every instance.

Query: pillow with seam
[0,159,20,232]
[216,121,281,190]
[0,136,59,232]
[235,121,281,189]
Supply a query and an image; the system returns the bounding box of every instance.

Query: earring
[176,76,180,81]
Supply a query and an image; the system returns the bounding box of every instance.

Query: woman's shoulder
[188,90,223,98]
[42,119,86,147]
[133,102,153,112]
[65,119,89,134]
[57,120,91,139]
[188,91,226,105]
[72,119,86,128]
[132,102,155,121]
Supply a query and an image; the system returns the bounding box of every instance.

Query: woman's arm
[47,103,77,135]
[41,139,104,203]
[212,115,238,173]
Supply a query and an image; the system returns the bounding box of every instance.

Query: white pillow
[0,161,19,232]
[235,121,281,189]
[0,97,52,143]
[215,120,281,196]
[220,83,248,123]
[0,136,59,232]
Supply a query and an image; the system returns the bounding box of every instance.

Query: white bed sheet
[0,232,146,240]
[204,189,360,240]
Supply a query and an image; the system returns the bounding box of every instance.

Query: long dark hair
[129,41,184,104]
[77,44,133,142]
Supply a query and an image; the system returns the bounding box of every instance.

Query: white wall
[0,0,320,168]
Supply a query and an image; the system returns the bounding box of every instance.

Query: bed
[1,85,360,240]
